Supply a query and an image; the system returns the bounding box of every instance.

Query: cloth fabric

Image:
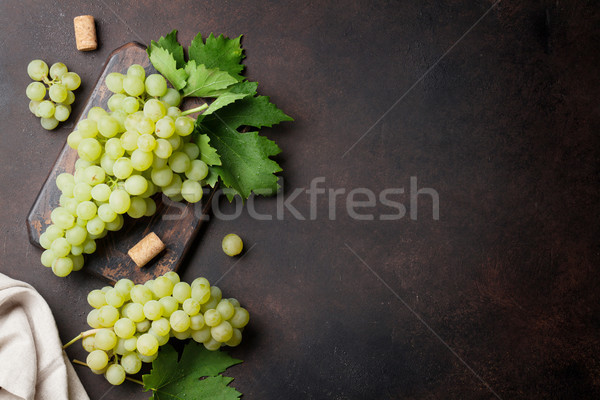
[0,272,89,400]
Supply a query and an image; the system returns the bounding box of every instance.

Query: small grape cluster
[81,271,249,385]
[26,60,81,130]
[39,64,209,276]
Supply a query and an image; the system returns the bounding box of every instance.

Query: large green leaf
[189,33,245,80]
[183,60,238,98]
[147,43,188,90]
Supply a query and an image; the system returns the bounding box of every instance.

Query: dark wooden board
[27,42,214,284]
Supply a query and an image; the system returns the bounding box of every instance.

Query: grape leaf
[189,33,245,81]
[143,342,242,400]
[197,115,282,199]
[153,30,185,69]
[147,44,188,90]
[197,134,221,166]
[183,60,238,98]
[212,81,258,97]
[208,95,293,130]
[203,92,250,115]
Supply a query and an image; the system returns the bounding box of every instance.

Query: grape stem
[71,360,146,386]
[180,103,208,116]
[62,328,106,349]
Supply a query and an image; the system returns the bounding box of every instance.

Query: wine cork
[128,232,166,268]
[73,15,97,51]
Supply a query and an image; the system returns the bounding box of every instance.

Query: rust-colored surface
[1,1,600,399]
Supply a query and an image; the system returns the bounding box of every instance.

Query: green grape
[109,189,131,214]
[136,333,159,356]
[41,250,57,269]
[105,288,126,308]
[226,328,243,347]
[114,318,136,339]
[144,198,157,216]
[143,99,166,121]
[191,284,211,304]
[87,309,102,329]
[51,237,71,257]
[120,352,142,374]
[181,179,203,203]
[105,137,125,159]
[87,106,107,122]
[120,130,140,152]
[88,289,107,308]
[123,75,144,96]
[114,278,134,296]
[161,88,181,107]
[91,184,111,202]
[83,238,96,254]
[137,116,155,135]
[78,119,98,138]
[229,307,250,328]
[145,74,167,97]
[111,110,127,130]
[62,72,81,90]
[100,154,115,176]
[95,329,118,351]
[137,133,156,152]
[211,286,223,302]
[40,116,59,130]
[123,96,139,113]
[222,233,243,256]
[211,320,233,342]
[175,116,195,136]
[216,299,235,320]
[112,158,133,180]
[153,138,173,159]
[162,174,182,198]
[164,271,180,285]
[37,100,55,118]
[45,225,65,241]
[138,352,158,363]
[29,100,41,116]
[124,175,148,196]
[26,82,46,101]
[130,285,153,304]
[66,225,87,246]
[122,302,145,322]
[141,181,156,198]
[78,138,102,162]
[183,142,200,160]
[183,298,201,316]
[83,165,106,186]
[203,338,222,351]
[39,232,52,249]
[56,173,74,191]
[49,83,68,103]
[105,214,124,231]
[73,183,92,202]
[54,104,71,121]
[87,350,109,370]
[49,62,68,79]
[127,64,145,80]
[149,328,170,346]
[191,326,212,344]
[98,306,120,328]
[51,207,75,229]
[27,59,49,81]
[76,201,96,220]
[168,152,191,173]
[62,90,75,105]
[155,116,175,138]
[105,364,126,385]
[98,115,120,138]
[170,310,191,332]
[203,309,222,327]
[124,337,138,352]
[167,106,182,119]
[105,72,125,93]
[158,296,178,318]
[107,93,126,111]
[143,300,163,321]
[52,257,73,277]
[166,134,181,151]
[151,276,173,298]
[190,314,205,330]
[82,335,96,352]
[131,149,153,171]
[151,166,173,187]
[185,159,209,181]
[151,318,171,337]
[127,196,147,218]
[114,338,128,355]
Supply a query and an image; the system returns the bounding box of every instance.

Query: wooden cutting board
[27,42,215,284]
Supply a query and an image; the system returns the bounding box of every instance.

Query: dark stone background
[1,1,599,399]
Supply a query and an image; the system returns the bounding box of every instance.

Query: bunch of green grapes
[26,60,81,130]
[39,64,210,277]
[82,271,249,385]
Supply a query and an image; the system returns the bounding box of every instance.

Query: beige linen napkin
[0,272,89,400]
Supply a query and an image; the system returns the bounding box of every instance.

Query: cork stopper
[128,232,166,268]
[73,15,97,51]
